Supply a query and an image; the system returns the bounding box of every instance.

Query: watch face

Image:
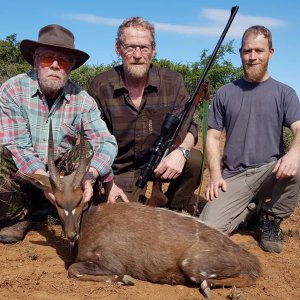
[178,147,191,159]
[184,149,191,159]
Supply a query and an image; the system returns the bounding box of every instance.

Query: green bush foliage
[0,34,294,147]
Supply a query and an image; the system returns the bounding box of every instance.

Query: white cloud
[202,8,286,37]
[66,9,286,38]
[67,13,122,26]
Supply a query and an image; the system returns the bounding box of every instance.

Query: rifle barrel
[135,6,239,189]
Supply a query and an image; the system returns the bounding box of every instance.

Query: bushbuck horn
[22,119,94,242]
[48,120,63,190]
[72,121,88,189]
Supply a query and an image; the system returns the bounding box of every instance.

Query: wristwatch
[177,147,191,160]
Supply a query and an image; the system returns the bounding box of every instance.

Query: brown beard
[243,60,269,82]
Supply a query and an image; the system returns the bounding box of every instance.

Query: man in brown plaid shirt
[88,17,202,211]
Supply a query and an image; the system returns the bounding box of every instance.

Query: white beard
[38,77,66,97]
[124,63,149,80]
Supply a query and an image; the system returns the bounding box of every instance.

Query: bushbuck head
[22,120,93,243]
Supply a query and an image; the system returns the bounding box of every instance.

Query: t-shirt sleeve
[208,92,224,131]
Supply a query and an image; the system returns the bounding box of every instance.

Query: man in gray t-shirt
[199,25,300,254]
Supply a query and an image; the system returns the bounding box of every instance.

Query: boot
[259,213,283,253]
[0,220,30,243]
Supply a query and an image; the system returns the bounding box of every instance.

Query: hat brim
[20,39,90,70]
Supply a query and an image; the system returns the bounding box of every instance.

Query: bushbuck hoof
[200,280,211,299]
[120,275,135,285]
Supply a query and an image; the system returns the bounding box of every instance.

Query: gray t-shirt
[208,77,300,178]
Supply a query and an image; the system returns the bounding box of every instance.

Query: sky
[1,0,299,96]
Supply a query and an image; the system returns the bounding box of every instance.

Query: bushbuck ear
[21,173,52,191]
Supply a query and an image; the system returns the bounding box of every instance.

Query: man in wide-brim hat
[0,24,118,243]
[20,24,89,70]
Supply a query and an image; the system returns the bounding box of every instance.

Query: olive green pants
[120,149,203,210]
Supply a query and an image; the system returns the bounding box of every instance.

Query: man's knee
[199,202,231,234]
[185,149,203,177]
[0,191,31,224]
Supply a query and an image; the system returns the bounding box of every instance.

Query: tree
[0,35,242,95]
[0,34,31,84]
[70,59,121,90]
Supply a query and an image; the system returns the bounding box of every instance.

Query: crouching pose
[200,25,300,253]
[0,24,117,243]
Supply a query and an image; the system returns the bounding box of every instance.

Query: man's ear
[115,42,122,57]
[21,173,52,191]
[151,46,157,59]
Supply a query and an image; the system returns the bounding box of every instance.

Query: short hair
[241,25,272,49]
[116,17,156,47]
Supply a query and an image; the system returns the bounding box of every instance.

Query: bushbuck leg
[68,262,135,285]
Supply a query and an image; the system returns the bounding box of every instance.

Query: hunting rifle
[136,5,239,189]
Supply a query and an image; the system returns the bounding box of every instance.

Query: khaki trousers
[199,161,300,235]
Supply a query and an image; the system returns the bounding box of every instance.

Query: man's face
[240,33,274,82]
[34,47,75,97]
[116,27,156,80]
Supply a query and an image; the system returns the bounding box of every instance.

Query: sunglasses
[37,54,73,70]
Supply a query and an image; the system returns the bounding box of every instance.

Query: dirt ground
[0,135,300,300]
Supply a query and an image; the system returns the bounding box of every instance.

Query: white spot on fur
[75,273,83,277]
[195,255,199,259]
[64,209,69,216]
[209,274,216,278]
[105,279,112,283]
[114,275,118,279]
[190,276,198,282]
[72,208,76,215]
[182,258,189,266]
[201,271,208,277]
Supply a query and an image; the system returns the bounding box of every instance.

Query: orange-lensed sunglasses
[38,55,73,70]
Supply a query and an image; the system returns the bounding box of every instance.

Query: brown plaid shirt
[88,64,198,191]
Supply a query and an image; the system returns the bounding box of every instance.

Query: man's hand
[82,179,94,203]
[43,191,55,205]
[154,149,186,180]
[32,169,56,205]
[272,150,300,180]
[205,175,227,201]
[103,181,129,203]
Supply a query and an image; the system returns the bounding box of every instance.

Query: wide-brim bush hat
[20,24,90,70]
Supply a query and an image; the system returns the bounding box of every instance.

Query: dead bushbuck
[23,121,261,299]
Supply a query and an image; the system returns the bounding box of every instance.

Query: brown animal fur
[68,202,261,298]
[23,122,261,298]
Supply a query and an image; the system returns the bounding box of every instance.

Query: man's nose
[249,50,258,59]
[132,47,143,58]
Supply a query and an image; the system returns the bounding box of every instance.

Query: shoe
[259,213,283,253]
[0,220,30,243]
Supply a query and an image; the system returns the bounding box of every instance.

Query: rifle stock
[136,6,239,189]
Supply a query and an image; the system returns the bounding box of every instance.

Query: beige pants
[199,161,300,235]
